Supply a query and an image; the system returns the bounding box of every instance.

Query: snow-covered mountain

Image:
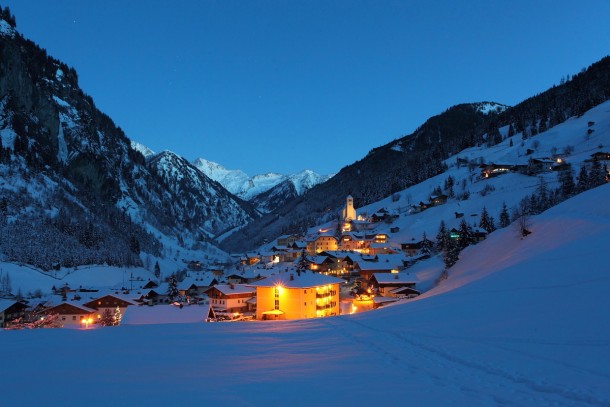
[221,56,610,252]
[192,158,333,201]
[0,15,259,269]
[474,101,509,115]
[130,140,155,158]
[146,151,258,237]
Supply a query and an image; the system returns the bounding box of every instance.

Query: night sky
[6,1,610,175]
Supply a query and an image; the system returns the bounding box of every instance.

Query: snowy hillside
[193,157,332,200]
[2,183,609,406]
[319,99,610,243]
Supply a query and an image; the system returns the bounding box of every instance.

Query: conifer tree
[167,275,179,301]
[154,261,161,278]
[113,306,122,326]
[576,165,589,192]
[443,237,460,269]
[458,219,472,250]
[420,231,433,256]
[297,248,309,272]
[590,160,606,188]
[536,177,549,212]
[479,206,495,233]
[99,309,115,326]
[558,167,575,198]
[435,220,448,252]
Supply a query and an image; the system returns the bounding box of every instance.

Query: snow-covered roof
[0,299,21,313]
[45,302,97,313]
[82,292,137,306]
[248,272,344,289]
[310,255,332,265]
[209,284,255,296]
[355,262,396,271]
[389,286,420,295]
[372,273,418,284]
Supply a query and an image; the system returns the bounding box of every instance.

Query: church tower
[342,195,356,222]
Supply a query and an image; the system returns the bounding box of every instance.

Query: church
[342,195,356,222]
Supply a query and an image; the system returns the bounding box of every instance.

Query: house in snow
[83,294,135,320]
[401,239,422,257]
[276,234,301,247]
[44,303,95,327]
[369,273,420,298]
[205,284,255,315]
[306,232,338,255]
[248,271,344,320]
[430,194,448,206]
[0,300,27,328]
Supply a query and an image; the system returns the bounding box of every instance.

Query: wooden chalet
[430,194,448,206]
[369,273,419,298]
[83,294,135,318]
[0,300,27,328]
[471,228,488,242]
[205,284,255,314]
[401,240,422,257]
[480,163,513,179]
[44,302,95,327]
[276,234,301,247]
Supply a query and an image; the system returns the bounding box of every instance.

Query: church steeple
[342,195,356,222]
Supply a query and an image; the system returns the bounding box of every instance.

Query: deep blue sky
[6,1,610,175]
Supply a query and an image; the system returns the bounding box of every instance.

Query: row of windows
[60,315,85,321]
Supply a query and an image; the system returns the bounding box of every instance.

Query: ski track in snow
[322,316,609,406]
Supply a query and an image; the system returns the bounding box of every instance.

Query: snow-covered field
[2,183,609,406]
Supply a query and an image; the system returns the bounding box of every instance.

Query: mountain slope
[0,15,256,269]
[221,57,610,253]
[220,102,502,252]
[146,151,258,238]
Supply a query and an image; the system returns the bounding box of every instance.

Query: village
[2,149,609,329]
[0,193,475,328]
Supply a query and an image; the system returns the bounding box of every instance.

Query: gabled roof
[354,262,395,272]
[389,286,420,295]
[371,273,418,285]
[0,299,26,313]
[45,302,96,314]
[310,255,333,265]
[82,294,135,308]
[248,272,344,289]
[207,284,255,296]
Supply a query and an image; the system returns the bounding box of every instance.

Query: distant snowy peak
[131,141,155,158]
[475,102,510,115]
[289,170,334,195]
[192,157,332,200]
[192,158,250,196]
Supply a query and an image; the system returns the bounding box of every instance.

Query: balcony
[316,290,337,298]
